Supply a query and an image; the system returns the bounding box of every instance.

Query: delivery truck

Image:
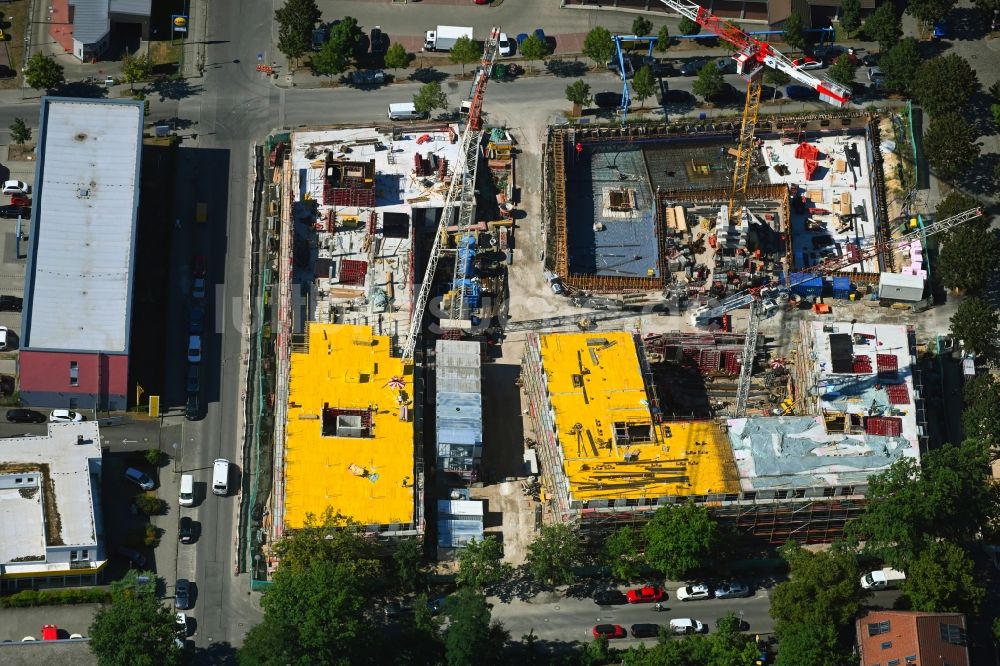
[424,26,474,52]
[860,568,906,590]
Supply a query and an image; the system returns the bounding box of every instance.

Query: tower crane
[724,206,983,417]
[401,27,502,362]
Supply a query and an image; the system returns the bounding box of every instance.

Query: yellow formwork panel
[284,323,414,529]
[539,332,739,501]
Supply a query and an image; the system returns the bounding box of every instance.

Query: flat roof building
[280,323,421,538]
[20,98,143,411]
[435,340,483,481]
[0,422,106,590]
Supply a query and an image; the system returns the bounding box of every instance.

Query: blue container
[790,272,823,297]
[832,277,851,299]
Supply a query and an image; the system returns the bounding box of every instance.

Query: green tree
[449,35,479,75]
[24,53,64,92]
[963,375,1000,445]
[678,17,701,35]
[312,35,351,76]
[923,112,980,181]
[864,2,903,51]
[604,526,642,581]
[769,542,865,629]
[413,81,449,116]
[393,538,424,594]
[565,79,592,108]
[443,587,510,666]
[583,26,614,66]
[519,34,551,71]
[914,54,979,117]
[906,0,957,27]
[274,0,320,65]
[827,53,858,86]
[840,0,863,34]
[905,539,985,613]
[937,225,1000,293]
[270,508,381,574]
[632,16,654,38]
[765,68,791,99]
[525,523,581,587]
[121,51,152,92]
[394,593,445,665]
[384,43,409,71]
[134,491,163,515]
[974,0,1000,13]
[847,439,999,567]
[632,65,656,108]
[656,24,671,52]
[774,622,847,666]
[9,118,30,145]
[879,37,921,95]
[992,103,1000,128]
[710,613,762,666]
[936,191,982,224]
[90,571,182,666]
[644,502,719,579]
[951,298,1000,356]
[782,10,807,50]
[456,535,513,590]
[692,59,725,101]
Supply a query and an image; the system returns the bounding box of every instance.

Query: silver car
[714,582,752,599]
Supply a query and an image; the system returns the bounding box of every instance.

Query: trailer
[424,26,474,52]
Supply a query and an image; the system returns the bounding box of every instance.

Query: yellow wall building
[522,331,739,518]
[284,323,416,531]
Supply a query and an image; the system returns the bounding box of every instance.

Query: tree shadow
[949,6,992,40]
[486,565,545,603]
[963,90,996,138]
[546,59,587,78]
[153,116,196,130]
[51,81,109,99]
[193,640,237,665]
[955,151,1000,197]
[149,77,202,101]
[409,67,447,84]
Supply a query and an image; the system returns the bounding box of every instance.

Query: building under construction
[545,112,901,312]
[521,322,924,545]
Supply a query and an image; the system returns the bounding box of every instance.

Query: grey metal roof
[436,392,482,447]
[436,339,481,393]
[69,0,111,45]
[436,499,483,548]
[109,0,151,16]
[24,98,143,353]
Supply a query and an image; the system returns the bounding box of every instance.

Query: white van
[179,474,194,506]
[388,103,425,121]
[212,458,229,496]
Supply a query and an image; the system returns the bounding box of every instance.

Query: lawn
[0,0,30,90]
[149,41,183,75]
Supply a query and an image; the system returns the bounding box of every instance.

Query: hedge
[0,587,111,608]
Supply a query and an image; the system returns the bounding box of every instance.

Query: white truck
[860,568,906,590]
[424,26,474,52]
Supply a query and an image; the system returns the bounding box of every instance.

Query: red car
[592,624,627,639]
[626,585,666,603]
[192,253,207,278]
[791,57,822,71]
[41,624,58,640]
[10,195,30,207]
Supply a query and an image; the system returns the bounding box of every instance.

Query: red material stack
[885,384,909,405]
[852,355,873,373]
[876,353,898,378]
[794,142,819,160]
[865,416,902,437]
[803,159,818,180]
[338,259,368,286]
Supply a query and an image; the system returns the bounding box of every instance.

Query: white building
[0,422,106,590]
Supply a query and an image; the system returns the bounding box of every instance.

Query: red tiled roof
[856,611,969,666]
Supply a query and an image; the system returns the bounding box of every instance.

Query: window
[70,550,77,561]
[869,620,891,636]
[81,550,88,559]
[905,657,916,663]
[887,660,900,666]
[881,641,893,649]
[940,622,966,646]
[69,361,78,387]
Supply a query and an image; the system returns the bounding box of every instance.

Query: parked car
[6,408,44,423]
[543,270,565,294]
[0,295,22,311]
[812,44,846,60]
[661,88,695,105]
[669,618,706,634]
[0,205,29,219]
[932,19,947,39]
[867,66,884,82]
[49,409,84,423]
[633,55,675,77]
[861,52,880,67]
[791,57,822,70]
[185,393,200,421]
[714,581,752,599]
[190,304,205,335]
[125,467,155,490]
[533,28,546,43]
[114,545,147,568]
[174,579,191,610]
[191,254,206,278]
[626,585,666,604]
[179,516,195,544]
[594,91,628,110]
[593,590,628,605]
[498,32,513,57]
[370,26,388,54]
[187,336,202,364]
[192,278,206,300]
[785,85,817,100]
[176,612,187,637]
[9,195,29,206]
[607,57,635,79]
[2,180,29,195]
[630,623,661,638]
[592,624,627,639]
[350,69,386,86]
[311,24,330,51]
[676,583,711,601]
[186,365,200,395]
[680,58,707,76]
